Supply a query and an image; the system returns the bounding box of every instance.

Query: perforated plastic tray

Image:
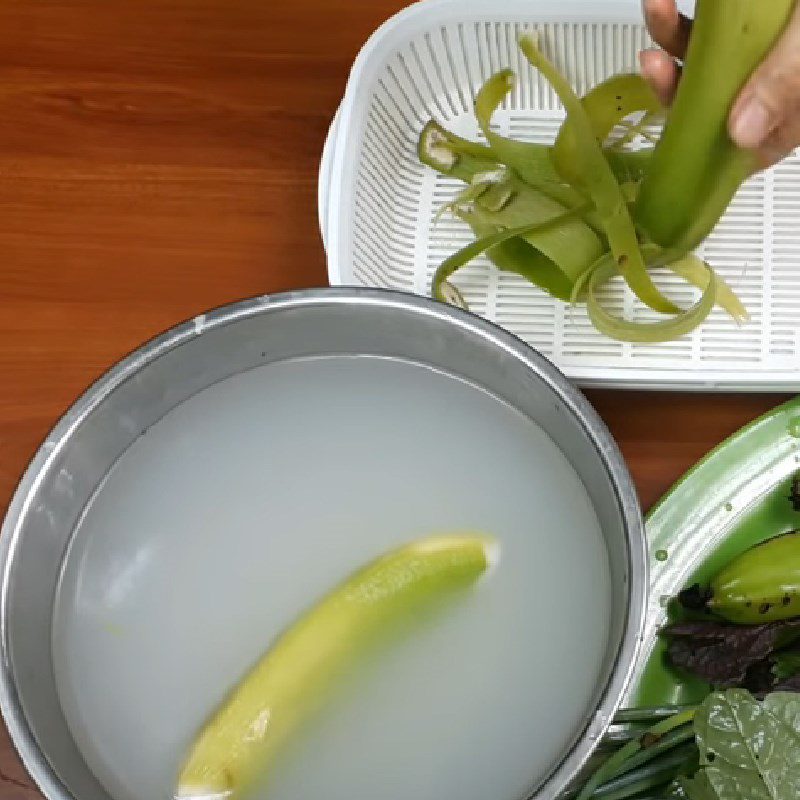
[319,0,800,390]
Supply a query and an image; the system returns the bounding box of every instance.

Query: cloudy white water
[53,355,611,800]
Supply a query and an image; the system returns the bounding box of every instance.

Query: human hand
[639,0,800,167]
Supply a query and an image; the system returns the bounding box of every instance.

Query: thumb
[729,5,800,151]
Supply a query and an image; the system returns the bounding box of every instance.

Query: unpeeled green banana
[707,531,800,624]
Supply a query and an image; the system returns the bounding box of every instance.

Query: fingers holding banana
[640,0,800,168]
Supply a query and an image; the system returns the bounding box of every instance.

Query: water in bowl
[52,355,612,800]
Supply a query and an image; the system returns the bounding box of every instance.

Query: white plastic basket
[320,0,800,391]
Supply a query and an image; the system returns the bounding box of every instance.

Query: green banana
[707,531,800,624]
[635,0,794,254]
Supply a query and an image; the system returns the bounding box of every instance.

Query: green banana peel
[518,33,679,315]
[458,214,575,301]
[586,256,719,344]
[432,207,589,305]
[419,121,604,294]
[553,72,661,188]
[417,18,759,344]
[474,70,588,211]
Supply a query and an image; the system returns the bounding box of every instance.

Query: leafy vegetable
[664,619,800,692]
[693,690,800,799]
[579,691,800,800]
[676,770,721,800]
[584,482,800,798]
[576,709,696,800]
[774,673,800,694]
[774,651,800,683]
[665,476,800,695]
[591,746,698,799]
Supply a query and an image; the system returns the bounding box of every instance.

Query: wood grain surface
[0,1,794,796]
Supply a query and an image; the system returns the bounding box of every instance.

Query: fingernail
[731,97,773,149]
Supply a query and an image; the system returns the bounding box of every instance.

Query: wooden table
[0,0,793,796]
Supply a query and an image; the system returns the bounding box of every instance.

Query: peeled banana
[176,534,495,800]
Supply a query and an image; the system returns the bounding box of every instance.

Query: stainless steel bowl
[0,288,646,800]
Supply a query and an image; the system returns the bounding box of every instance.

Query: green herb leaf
[761,693,800,795]
[675,771,719,800]
[694,690,800,799]
[773,652,800,683]
[664,619,800,691]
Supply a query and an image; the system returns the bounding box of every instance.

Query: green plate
[628,395,800,707]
